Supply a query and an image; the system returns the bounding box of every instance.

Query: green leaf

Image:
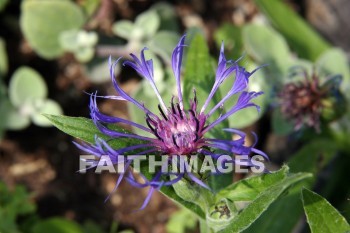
[9,66,47,107]
[0,37,8,76]
[31,218,83,233]
[79,0,100,18]
[31,99,63,127]
[316,48,350,97]
[301,188,350,233]
[271,108,293,135]
[86,58,118,84]
[160,185,206,219]
[44,115,138,150]
[243,24,291,66]
[215,166,288,202]
[20,0,85,59]
[166,207,198,233]
[134,10,160,39]
[150,2,179,31]
[146,31,179,63]
[0,0,9,12]
[214,24,243,60]
[2,100,30,130]
[46,114,205,218]
[207,199,238,231]
[112,20,135,40]
[219,172,312,233]
[242,140,338,233]
[254,0,330,61]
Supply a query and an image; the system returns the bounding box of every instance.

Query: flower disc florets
[147,95,206,155]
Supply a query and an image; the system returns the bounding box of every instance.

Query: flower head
[77,35,267,209]
[278,68,345,132]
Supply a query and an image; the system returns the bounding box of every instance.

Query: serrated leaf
[302,188,350,233]
[9,66,47,107]
[160,185,206,219]
[254,0,330,61]
[215,166,288,202]
[44,115,138,150]
[20,0,85,59]
[242,139,338,233]
[219,172,312,233]
[31,218,83,233]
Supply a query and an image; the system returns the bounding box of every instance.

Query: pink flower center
[146,98,206,155]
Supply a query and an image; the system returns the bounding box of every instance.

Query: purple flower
[77,35,267,209]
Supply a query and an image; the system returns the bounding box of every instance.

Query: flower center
[146,97,206,155]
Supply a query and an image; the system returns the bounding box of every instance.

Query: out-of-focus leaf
[79,0,100,17]
[215,166,288,202]
[81,221,105,233]
[75,47,95,63]
[214,23,243,60]
[59,30,97,63]
[86,58,118,84]
[0,0,9,12]
[2,100,30,130]
[134,10,160,39]
[0,182,36,233]
[150,2,178,31]
[146,31,179,63]
[9,67,47,107]
[20,0,85,59]
[243,24,291,66]
[0,37,8,76]
[31,99,63,127]
[254,0,330,61]
[302,188,350,233]
[219,172,312,233]
[166,207,198,233]
[316,48,350,97]
[31,218,83,233]
[112,20,134,40]
[271,108,294,135]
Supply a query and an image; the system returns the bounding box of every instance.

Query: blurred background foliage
[0,0,349,232]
